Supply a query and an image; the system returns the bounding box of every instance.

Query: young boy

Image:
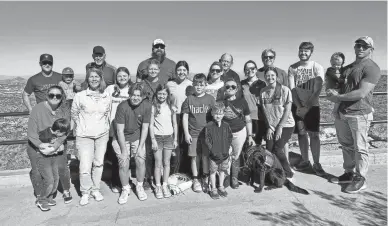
[325,52,346,118]
[36,118,70,211]
[181,73,216,193]
[204,102,233,199]
[58,67,82,105]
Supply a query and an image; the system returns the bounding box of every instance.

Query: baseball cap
[152,39,165,47]
[355,36,374,49]
[39,54,53,63]
[93,46,105,54]
[62,67,74,75]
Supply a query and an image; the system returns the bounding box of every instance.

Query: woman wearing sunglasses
[27,85,73,211]
[71,68,112,206]
[259,67,295,180]
[222,78,255,189]
[205,61,225,100]
[241,60,267,146]
[104,67,133,195]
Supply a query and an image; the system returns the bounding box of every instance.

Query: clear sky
[0,1,386,78]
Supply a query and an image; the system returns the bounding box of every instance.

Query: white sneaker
[136,185,148,201]
[162,184,171,198]
[111,186,121,193]
[79,194,89,206]
[91,191,104,202]
[192,179,202,193]
[118,188,130,205]
[155,185,164,199]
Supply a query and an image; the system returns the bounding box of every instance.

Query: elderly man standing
[136,39,176,84]
[84,46,117,88]
[328,36,381,193]
[257,48,289,87]
[219,53,242,99]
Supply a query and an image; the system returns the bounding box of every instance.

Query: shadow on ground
[248,190,387,226]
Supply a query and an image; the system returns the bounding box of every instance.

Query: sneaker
[218,187,228,198]
[136,185,148,201]
[201,176,209,193]
[36,200,50,211]
[330,172,354,184]
[143,180,152,191]
[293,161,312,172]
[79,194,90,206]
[162,184,171,198]
[47,197,56,206]
[230,177,239,189]
[91,191,104,202]
[345,174,367,194]
[192,179,202,193]
[63,190,73,204]
[313,163,326,176]
[155,185,164,199]
[210,189,220,200]
[118,188,130,205]
[111,185,121,193]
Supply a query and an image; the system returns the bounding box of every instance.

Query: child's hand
[185,134,192,145]
[266,128,274,141]
[275,126,283,140]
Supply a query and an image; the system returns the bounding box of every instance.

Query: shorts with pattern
[209,157,230,174]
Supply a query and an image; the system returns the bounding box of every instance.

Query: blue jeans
[76,133,109,195]
[335,112,373,177]
[36,152,60,202]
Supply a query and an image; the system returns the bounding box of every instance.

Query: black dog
[241,145,309,195]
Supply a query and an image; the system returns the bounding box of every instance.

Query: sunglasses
[48,93,62,100]
[211,69,222,73]
[41,61,53,66]
[63,74,74,78]
[354,43,372,50]
[153,44,165,49]
[263,56,275,60]
[245,67,256,72]
[225,85,237,90]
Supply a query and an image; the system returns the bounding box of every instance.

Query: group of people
[24,37,381,211]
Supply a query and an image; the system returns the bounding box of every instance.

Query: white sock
[137,182,143,186]
[156,183,161,187]
[123,185,130,190]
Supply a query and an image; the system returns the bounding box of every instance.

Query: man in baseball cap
[328,36,381,193]
[136,38,176,84]
[84,45,116,89]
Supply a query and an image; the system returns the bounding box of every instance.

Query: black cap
[93,46,105,54]
[39,54,53,63]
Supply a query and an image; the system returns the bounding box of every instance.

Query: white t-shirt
[288,61,324,106]
[205,81,224,100]
[166,79,192,114]
[260,85,295,130]
[105,84,130,137]
[153,103,174,136]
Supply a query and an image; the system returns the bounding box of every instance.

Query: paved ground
[0,164,386,226]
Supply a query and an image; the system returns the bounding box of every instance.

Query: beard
[151,50,166,63]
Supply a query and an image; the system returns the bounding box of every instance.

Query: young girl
[149,84,178,199]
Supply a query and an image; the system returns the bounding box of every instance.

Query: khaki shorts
[112,139,144,159]
[209,157,230,174]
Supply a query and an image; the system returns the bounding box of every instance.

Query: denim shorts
[155,134,174,151]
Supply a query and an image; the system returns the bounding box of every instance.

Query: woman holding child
[27,85,73,211]
[71,68,112,206]
[259,67,295,179]
[222,78,255,189]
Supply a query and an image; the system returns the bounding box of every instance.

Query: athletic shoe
[218,187,228,198]
[345,174,367,194]
[230,177,239,189]
[293,161,312,172]
[79,194,89,206]
[143,180,152,191]
[223,174,230,188]
[36,200,50,211]
[155,185,164,199]
[192,179,202,193]
[111,184,121,193]
[136,185,147,201]
[91,191,104,202]
[210,189,220,200]
[313,163,326,176]
[47,197,56,206]
[201,176,209,193]
[63,190,73,204]
[330,172,354,184]
[118,188,130,205]
[162,184,171,198]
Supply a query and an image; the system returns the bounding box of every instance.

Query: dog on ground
[241,145,309,195]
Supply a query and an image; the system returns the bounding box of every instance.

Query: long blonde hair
[152,84,174,117]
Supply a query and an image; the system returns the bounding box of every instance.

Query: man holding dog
[327,36,381,193]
